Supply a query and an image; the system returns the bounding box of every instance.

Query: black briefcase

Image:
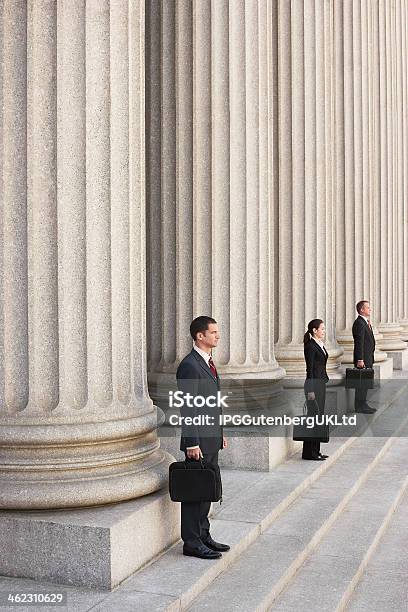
[345,367,375,389]
[169,459,222,503]
[293,400,330,443]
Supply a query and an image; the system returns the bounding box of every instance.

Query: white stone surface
[0,0,173,511]
[0,378,406,609]
[3,0,408,598]
[145,0,285,387]
[275,0,343,379]
[388,348,408,370]
[0,488,179,590]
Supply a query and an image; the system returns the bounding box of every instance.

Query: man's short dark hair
[356,300,369,314]
[190,316,217,340]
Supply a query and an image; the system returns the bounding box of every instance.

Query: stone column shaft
[147,0,284,384]
[335,0,389,366]
[2,0,29,413]
[398,0,408,338]
[0,0,170,509]
[275,0,342,380]
[376,0,407,356]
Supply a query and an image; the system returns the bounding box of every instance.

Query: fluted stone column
[334,0,387,368]
[334,0,357,363]
[145,0,288,470]
[0,0,170,509]
[274,0,342,380]
[147,0,285,384]
[367,0,393,376]
[397,0,408,339]
[376,0,408,366]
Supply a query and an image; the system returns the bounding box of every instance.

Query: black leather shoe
[318,453,329,459]
[202,535,230,552]
[302,455,325,461]
[355,405,376,414]
[183,544,222,559]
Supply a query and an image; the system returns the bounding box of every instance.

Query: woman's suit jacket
[304,339,329,412]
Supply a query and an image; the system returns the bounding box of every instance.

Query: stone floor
[1,374,408,612]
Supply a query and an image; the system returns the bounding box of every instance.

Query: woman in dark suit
[302,319,329,460]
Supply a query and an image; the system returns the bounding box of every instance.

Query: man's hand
[357,360,365,368]
[307,392,315,400]
[186,447,203,460]
[223,436,228,449]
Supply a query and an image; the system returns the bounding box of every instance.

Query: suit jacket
[176,349,223,454]
[304,338,329,395]
[352,315,375,367]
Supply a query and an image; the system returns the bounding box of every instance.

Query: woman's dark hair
[303,319,324,344]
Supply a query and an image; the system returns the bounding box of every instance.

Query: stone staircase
[2,378,407,612]
[87,378,408,612]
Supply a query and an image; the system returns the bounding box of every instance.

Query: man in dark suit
[176,316,229,560]
[352,300,376,414]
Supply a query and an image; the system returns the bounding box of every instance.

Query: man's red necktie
[208,356,218,378]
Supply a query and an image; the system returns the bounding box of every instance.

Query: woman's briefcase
[169,458,222,503]
[345,367,375,389]
[293,400,330,443]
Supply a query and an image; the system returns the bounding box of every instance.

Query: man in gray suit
[176,316,229,559]
[352,300,376,414]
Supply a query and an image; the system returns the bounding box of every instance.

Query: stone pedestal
[373,358,395,379]
[388,350,408,371]
[0,490,179,590]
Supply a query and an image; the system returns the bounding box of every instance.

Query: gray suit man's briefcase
[169,459,222,503]
[345,367,375,390]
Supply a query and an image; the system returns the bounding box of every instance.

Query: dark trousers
[355,385,368,408]
[302,382,326,459]
[354,362,373,408]
[181,452,220,548]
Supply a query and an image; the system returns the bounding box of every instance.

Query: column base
[377,323,407,352]
[275,343,344,382]
[219,434,298,471]
[337,329,388,365]
[339,358,394,380]
[398,319,408,341]
[0,487,179,589]
[160,386,347,471]
[388,349,408,370]
[160,431,298,471]
[373,357,394,378]
[0,410,174,509]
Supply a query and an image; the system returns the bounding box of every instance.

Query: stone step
[89,379,408,611]
[97,438,355,612]
[183,432,408,612]
[346,485,408,611]
[269,440,408,612]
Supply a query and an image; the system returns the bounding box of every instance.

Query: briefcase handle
[303,399,320,415]
[184,457,205,469]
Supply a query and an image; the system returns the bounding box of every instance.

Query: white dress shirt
[193,344,211,366]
